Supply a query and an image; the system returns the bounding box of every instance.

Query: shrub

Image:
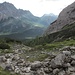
[0,43,10,49]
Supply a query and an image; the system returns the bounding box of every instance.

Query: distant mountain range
[0,2,57,40]
[39,14,57,26]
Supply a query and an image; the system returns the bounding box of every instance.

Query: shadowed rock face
[44,1,75,35]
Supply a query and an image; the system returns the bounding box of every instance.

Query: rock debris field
[0,44,75,75]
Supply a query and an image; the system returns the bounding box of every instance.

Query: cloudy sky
[0,0,75,17]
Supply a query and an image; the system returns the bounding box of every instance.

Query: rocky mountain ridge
[0,2,34,19]
[45,1,75,35]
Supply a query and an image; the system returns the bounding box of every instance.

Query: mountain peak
[1,1,15,7]
[43,13,57,17]
[0,2,18,20]
[3,1,11,4]
[0,2,35,19]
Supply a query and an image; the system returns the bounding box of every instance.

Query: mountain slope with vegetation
[0,2,57,40]
[25,22,75,46]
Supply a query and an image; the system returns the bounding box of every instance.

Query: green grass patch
[34,39,75,51]
[0,49,14,54]
[26,54,49,62]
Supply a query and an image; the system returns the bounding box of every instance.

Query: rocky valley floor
[0,41,75,75]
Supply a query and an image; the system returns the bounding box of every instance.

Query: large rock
[67,67,75,73]
[5,64,14,71]
[62,51,71,63]
[30,61,42,71]
[71,60,75,66]
[62,51,71,56]
[70,46,75,50]
[71,73,75,75]
[50,54,66,68]
[71,55,75,60]
[0,56,6,62]
[53,68,59,75]
[21,67,30,73]
[58,70,66,75]
[63,63,71,68]
[59,46,71,51]
[1,56,7,62]
[43,67,52,74]
[14,66,20,73]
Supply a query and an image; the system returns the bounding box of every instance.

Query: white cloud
[0,0,75,17]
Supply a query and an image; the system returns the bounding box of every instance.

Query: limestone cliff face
[44,2,75,35]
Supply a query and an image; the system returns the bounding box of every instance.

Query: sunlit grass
[34,39,75,51]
